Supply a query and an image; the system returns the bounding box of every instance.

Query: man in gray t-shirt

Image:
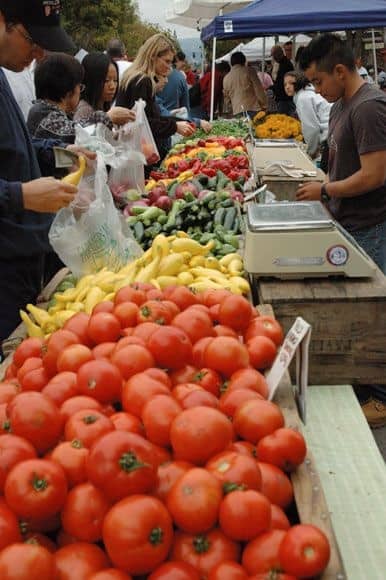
[296,34,386,428]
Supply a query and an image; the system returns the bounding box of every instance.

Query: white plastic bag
[49,154,143,277]
[120,99,160,165]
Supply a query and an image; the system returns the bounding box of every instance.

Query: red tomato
[208,303,220,323]
[257,428,307,472]
[0,499,22,550]
[0,403,9,435]
[89,570,133,580]
[167,286,199,310]
[219,388,263,419]
[122,373,170,418]
[227,368,269,399]
[279,524,330,578]
[270,504,290,530]
[113,301,139,327]
[148,561,200,579]
[218,294,253,331]
[137,300,173,325]
[143,367,172,388]
[87,312,121,344]
[42,372,79,406]
[219,489,271,541]
[242,529,287,575]
[23,532,57,553]
[132,321,160,343]
[169,364,197,386]
[245,316,284,346]
[201,289,232,307]
[0,433,37,492]
[146,288,164,300]
[161,299,180,319]
[77,359,122,403]
[114,336,147,352]
[43,329,80,377]
[54,542,109,580]
[148,326,193,370]
[20,512,61,535]
[247,336,277,370]
[248,574,297,580]
[114,285,147,306]
[110,412,145,436]
[192,337,214,368]
[92,301,115,315]
[167,467,223,533]
[103,495,173,575]
[4,364,18,380]
[64,312,93,347]
[213,324,239,338]
[60,396,102,422]
[208,561,248,580]
[171,528,240,579]
[172,307,214,344]
[64,409,114,449]
[206,450,261,491]
[258,463,294,509]
[228,440,257,458]
[56,345,93,374]
[193,368,222,397]
[0,543,56,579]
[61,482,111,542]
[56,529,78,548]
[20,365,49,392]
[142,394,182,447]
[86,430,158,502]
[204,337,249,378]
[153,460,193,503]
[93,342,116,360]
[7,391,64,454]
[170,406,234,465]
[173,383,219,410]
[233,399,285,444]
[49,440,89,488]
[0,382,20,405]
[13,337,44,368]
[151,443,171,468]
[16,357,42,384]
[4,459,67,519]
[110,344,154,380]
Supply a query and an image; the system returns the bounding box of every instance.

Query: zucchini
[223,207,237,231]
[214,207,226,225]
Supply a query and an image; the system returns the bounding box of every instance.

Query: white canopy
[165,0,252,29]
[216,34,311,62]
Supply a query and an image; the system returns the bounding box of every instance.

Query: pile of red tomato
[0,284,331,579]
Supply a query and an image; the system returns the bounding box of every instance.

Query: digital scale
[244,201,377,279]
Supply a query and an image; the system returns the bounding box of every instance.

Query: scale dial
[326,245,349,266]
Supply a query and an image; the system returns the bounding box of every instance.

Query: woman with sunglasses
[74,52,135,129]
[116,33,195,163]
[27,52,84,143]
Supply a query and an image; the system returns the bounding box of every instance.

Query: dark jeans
[349,220,386,403]
[276,100,296,116]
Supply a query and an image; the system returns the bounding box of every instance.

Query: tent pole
[210,36,217,121]
[371,28,378,84]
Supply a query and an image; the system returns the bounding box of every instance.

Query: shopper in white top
[284,71,331,168]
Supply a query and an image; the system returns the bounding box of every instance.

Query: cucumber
[214,207,226,225]
[133,221,145,243]
[223,207,237,231]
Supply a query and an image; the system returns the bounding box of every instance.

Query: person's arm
[0,176,77,215]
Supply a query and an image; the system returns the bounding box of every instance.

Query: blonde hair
[120,34,175,94]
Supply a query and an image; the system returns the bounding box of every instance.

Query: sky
[136,0,201,39]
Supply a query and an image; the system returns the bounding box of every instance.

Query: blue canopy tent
[201,0,386,118]
[201,0,386,40]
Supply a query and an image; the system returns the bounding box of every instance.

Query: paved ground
[373,426,386,460]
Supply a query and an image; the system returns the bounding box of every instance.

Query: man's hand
[22,177,77,213]
[200,120,212,133]
[296,181,322,201]
[176,121,196,137]
[66,145,97,162]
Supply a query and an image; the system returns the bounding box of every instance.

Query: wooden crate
[259,305,346,579]
[254,268,386,385]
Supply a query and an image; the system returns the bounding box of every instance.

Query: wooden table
[254,268,386,385]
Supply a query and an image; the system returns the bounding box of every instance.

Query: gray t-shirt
[327,83,386,232]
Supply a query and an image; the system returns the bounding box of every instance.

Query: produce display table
[254,268,386,385]
[303,385,386,580]
[250,144,325,201]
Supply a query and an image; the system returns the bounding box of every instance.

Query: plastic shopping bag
[120,99,160,165]
[49,154,143,278]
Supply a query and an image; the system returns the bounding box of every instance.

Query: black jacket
[273,57,294,102]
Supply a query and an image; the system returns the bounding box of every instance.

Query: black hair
[34,53,84,102]
[81,52,119,111]
[295,46,305,64]
[299,33,356,73]
[216,61,231,74]
[284,70,310,92]
[107,38,126,60]
[231,52,246,66]
[176,51,185,61]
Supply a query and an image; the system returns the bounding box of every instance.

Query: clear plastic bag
[119,99,160,165]
[49,154,143,277]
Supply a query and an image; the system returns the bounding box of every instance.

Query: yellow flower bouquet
[253,112,303,141]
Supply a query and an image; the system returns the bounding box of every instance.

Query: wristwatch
[320,183,331,204]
